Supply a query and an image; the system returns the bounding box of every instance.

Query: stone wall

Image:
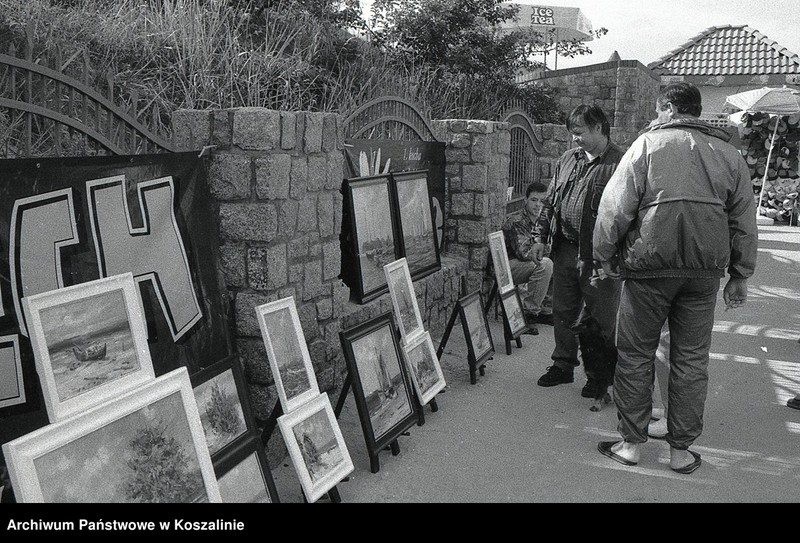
[433,119,511,299]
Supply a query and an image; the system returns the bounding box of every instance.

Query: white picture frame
[255,296,320,413]
[278,393,354,503]
[488,231,514,294]
[0,334,25,409]
[2,367,221,503]
[21,272,155,422]
[384,258,424,343]
[401,331,446,405]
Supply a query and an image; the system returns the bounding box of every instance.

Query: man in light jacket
[592,82,757,474]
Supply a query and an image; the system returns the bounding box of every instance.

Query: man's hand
[599,260,620,279]
[532,242,545,263]
[723,277,748,311]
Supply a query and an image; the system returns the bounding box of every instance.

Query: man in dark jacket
[533,105,625,394]
[593,82,757,474]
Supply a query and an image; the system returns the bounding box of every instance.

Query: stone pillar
[433,119,511,298]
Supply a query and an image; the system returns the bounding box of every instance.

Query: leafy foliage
[205,382,243,437]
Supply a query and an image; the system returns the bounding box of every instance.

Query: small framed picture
[401,331,446,406]
[2,367,221,503]
[488,231,514,294]
[457,290,495,367]
[391,170,441,281]
[0,335,25,409]
[21,272,155,422]
[277,393,354,503]
[339,312,418,461]
[501,288,528,338]
[255,296,320,413]
[344,174,399,304]
[214,436,279,503]
[191,354,253,460]
[384,258,424,342]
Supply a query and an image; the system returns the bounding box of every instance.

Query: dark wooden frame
[213,435,280,503]
[501,287,528,338]
[343,174,400,304]
[458,290,496,368]
[390,170,441,281]
[339,312,419,473]
[190,354,256,463]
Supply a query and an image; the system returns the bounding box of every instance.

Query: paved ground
[270,224,800,503]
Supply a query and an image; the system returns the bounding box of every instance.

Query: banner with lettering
[343,138,446,251]
[0,153,232,443]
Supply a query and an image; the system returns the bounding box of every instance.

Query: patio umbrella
[725,87,800,223]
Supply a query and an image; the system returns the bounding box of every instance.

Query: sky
[359,0,800,71]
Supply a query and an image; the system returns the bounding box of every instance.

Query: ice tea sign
[529,6,555,25]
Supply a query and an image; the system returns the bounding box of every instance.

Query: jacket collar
[645,118,733,143]
[571,140,618,163]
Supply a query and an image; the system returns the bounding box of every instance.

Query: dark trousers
[550,239,620,371]
[614,277,720,449]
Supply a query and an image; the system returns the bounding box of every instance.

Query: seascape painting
[395,175,439,277]
[32,392,208,503]
[351,179,396,296]
[193,368,246,457]
[502,291,527,336]
[291,407,346,484]
[489,231,513,293]
[218,451,271,503]
[38,289,138,403]
[261,306,313,405]
[403,332,445,403]
[461,297,493,361]
[351,324,413,440]
[387,264,422,339]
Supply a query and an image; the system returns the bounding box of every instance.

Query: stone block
[307,155,327,191]
[466,120,492,134]
[236,338,270,384]
[448,120,467,132]
[208,154,251,200]
[280,111,297,150]
[457,219,486,245]
[302,259,324,301]
[322,114,338,152]
[297,301,320,341]
[233,108,280,150]
[326,152,345,191]
[235,291,275,336]
[450,192,474,216]
[462,165,488,191]
[318,192,335,238]
[290,156,308,199]
[322,240,341,281]
[473,192,488,217]
[471,133,490,163]
[288,236,309,260]
[304,112,324,154]
[445,147,471,163]
[247,244,287,291]
[219,202,277,242]
[255,154,292,200]
[212,110,233,147]
[288,263,303,284]
[220,243,246,288]
[296,195,319,233]
[278,199,299,235]
[316,297,333,321]
[172,109,212,150]
[450,133,471,148]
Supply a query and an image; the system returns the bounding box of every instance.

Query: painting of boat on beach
[350,322,414,440]
[459,292,494,363]
[193,368,247,457]
[393,172,440,279]
[501,289,527,337]
[402,331,446,405]
[22,273,155,422]
[256,297,319,413]
[488,231,513,293]
[349,176,397,299]
[384,258,423,341]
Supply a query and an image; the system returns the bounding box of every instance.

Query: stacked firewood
[740,112,800,223]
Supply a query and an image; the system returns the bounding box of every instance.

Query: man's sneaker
[523,324,539,335]
[531,313,554,326]
[537,366,574,387]
[581,379,599,398]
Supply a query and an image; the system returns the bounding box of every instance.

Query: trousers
[614,277,720,449]
[509,257,553,316]
[550,239,620,370]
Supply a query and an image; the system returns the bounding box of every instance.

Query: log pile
[740,112,800,223]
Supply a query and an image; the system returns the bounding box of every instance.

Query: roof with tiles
[648,25,800,76]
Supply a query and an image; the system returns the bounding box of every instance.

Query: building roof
[648,25,800,76]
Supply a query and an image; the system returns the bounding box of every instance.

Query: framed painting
[21,272,155,422]
[391,170,441,281]
[344,174,399,304]
[457,290,495,367]
[191,354,253,460]
[339,312,418,471]
[0,335,25,409]
[501,288,528,338]
[255,296,319,413]
[214,436,279,503]
[384,258,424,343]
[1,367,221,503]
[488,231,514,294]
[277,393,354,503]
[401,331,446,406]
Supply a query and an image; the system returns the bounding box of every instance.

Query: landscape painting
[459,292,494,363]
[278,394,353,503]
[488,231,513,294]
[3,369,220,503]
[349,322,414,440]
[349,176,397,301]
[393,172,440,280]
[402,331,446,405]
[22,273,154,421]
[502,289,527,337]
[193,367,247,457]
[256,297,319,413]
[384,258,424,342]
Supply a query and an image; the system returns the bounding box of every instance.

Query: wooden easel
[437,299,489,385]
[484,282,524,356]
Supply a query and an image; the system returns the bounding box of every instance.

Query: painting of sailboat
[459,292,494,362]
[502,289,527,336]
[489,231,513,293]
[394,173,440,279]
[384,258,423,341]
[402,331,446,405]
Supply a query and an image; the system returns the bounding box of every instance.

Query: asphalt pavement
[270,224,800,503]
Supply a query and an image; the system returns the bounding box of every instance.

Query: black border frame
[457,290,495,367]
[390,170,442,282]
[213,434,280,504]
[500,287,528,339]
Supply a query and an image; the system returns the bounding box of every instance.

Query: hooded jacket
[593,118,757,280]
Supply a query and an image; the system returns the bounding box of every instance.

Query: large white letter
[87,175,201,341]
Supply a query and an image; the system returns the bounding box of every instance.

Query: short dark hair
[526,182,548,197]
[658,82,702,117]
[566,105,610,137]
